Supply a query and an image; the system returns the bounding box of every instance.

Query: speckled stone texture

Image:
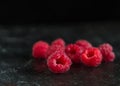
[0,22,120,86]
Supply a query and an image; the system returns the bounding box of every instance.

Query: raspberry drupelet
[47,51,72,73]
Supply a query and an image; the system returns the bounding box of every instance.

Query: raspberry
[76,40,92,49]
[105,52,115,62]
[65,44,84,63]
[32,41,49,59]
[99,43,115,62]
[51,38,65,46]
[99,43,113,52]
[80,47,102,67]
[47,51,72,73]
[46,44,65,58]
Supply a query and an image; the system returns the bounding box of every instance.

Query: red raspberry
[46,44,65,58]
[99,43,115,62]
[76,40,92,49]
[47,51,72,73]
[105,52,115,62]
[99,43,113,52]
[80,47,102,67]
[51,38,65,46]
[32,41,49,59]
[65,44,84,63]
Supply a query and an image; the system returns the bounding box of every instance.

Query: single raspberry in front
[80,47,102,67]
[99,43,115,62]
[47,51,72,73]
[65,44,84,63]
[32,41,49,59]
[76,40,92,49]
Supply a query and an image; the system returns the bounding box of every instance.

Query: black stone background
[0,22,120,86]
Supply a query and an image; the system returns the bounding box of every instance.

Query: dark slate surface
[0,22,120,86]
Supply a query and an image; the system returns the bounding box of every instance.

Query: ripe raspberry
[51,38,65,46]
[65,44,84,63]
[76,40,92,49]
[99,43,115,62]
[47,51,72,73]
[99,43,113,52]
[32,41,49,59]
[46,44,65,58]
[80,47,102,67]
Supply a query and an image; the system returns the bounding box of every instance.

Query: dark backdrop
[0,1,120,24]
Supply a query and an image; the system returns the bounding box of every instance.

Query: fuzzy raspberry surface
[51,38,65,47]
[99,43,115,62]
[47,51,72,73]
[80,47,102,67]
[32,41,49,59]
[76,40,92,49]
[46,44,65,58]
[65,44,84,63]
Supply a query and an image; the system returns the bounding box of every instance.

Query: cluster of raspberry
[32,38,115,73]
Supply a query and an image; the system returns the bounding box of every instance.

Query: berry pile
[32,38,115,73]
